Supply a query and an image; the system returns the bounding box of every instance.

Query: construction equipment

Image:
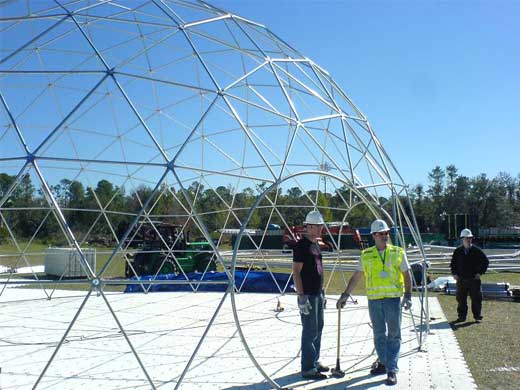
[331,307,345,378]
[124,222,216,277]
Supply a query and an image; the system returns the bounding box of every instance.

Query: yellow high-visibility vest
[361,244,405,300]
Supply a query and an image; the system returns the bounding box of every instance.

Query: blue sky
[214,0,519,187]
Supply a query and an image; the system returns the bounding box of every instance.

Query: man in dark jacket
[450,228,489,322]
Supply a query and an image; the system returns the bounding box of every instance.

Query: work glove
[336,292,350,309]
[475,273,481,280]
[401,292,412,310]
[297,294,312,315]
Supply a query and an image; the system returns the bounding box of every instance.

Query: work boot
[455,317,466,323]
[301,368,327,380]
[316,362,330,372]
[386,372,397,386]
[474,315,483,322]
[370,360,386,375]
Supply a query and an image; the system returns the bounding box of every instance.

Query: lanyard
[377,248,387,269]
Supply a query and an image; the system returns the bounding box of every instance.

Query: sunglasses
[376,231,389,236]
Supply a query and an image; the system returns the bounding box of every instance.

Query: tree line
[412,165,520,235]
[0,165,519,244]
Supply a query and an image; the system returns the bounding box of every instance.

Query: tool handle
[336,307,341,357]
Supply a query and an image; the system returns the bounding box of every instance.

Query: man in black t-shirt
[292,210,329,380]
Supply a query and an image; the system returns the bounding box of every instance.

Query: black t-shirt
[293,237,323,295]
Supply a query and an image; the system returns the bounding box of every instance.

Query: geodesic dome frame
[0,0,429,388]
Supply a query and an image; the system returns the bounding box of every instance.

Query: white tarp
[427,276,455,291]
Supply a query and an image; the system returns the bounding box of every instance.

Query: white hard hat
[370,219,390,234]
[304,210,324,225]
[460,228,473,238]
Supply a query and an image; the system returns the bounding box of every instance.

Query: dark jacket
[450,245,489,279]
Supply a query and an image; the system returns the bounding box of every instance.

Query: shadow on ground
[222,371,388,390]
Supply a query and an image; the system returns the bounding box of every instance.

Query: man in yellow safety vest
[336,219,412,386]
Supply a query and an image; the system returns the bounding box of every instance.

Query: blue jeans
[367,297,402,373]
[300,291,324,372]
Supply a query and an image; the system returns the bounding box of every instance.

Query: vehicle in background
[124,222,216,277]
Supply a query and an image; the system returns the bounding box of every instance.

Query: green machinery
[124,222,216,277]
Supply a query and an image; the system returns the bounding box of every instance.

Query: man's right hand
[336,292,350,309]
[297,295,312,315]
[453,275,459,282]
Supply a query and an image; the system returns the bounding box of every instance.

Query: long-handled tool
[331,307,345,378]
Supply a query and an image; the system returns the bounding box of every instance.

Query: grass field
[1,243,519,388]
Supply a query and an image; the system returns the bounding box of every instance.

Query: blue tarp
[124,271,294,293]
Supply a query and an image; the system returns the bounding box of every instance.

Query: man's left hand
[401,292,412,310]
[297,295,312,315]
[337,292,350,309]
[475,273,481,280]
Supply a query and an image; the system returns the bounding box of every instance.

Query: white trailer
[44,247,96,278]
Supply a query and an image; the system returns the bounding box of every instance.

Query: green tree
[427,166,445,230]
